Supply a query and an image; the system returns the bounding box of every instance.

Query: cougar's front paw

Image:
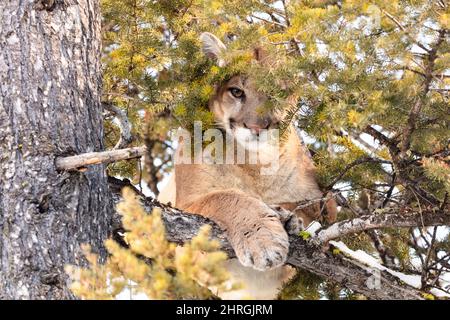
[231,216,290,271]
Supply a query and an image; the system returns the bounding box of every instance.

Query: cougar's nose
[244,118,271,136]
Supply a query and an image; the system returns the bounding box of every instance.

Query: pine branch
[335,186,400,269]
[400,29,447,155]
[326,156,391,190]
[250,14,287,28]
[381,9,431,53]
[362,125,441,206]
[314,208,450,244]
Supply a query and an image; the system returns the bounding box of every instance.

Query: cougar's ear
[200,32,227,67]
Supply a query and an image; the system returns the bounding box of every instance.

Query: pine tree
[97,0,449,299]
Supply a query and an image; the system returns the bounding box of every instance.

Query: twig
[250,15,286,28]
[55,146,146,170]
[103,102,133,149]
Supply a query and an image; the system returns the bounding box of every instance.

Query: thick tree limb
[55,146,146,170]
[108,178,434,300]
[151,198,430,299]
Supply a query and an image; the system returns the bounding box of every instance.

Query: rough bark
[109,178,426,300]
[0,0,112,299]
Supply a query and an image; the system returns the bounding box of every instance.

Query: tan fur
[158,33,337,299]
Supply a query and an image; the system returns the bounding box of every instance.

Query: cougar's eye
[229,87,245,99]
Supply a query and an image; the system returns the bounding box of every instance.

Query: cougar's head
[200,32,282,151]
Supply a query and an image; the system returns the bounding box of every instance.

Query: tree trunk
[0,0,112,299]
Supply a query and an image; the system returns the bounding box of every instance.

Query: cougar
[158,33,338,299]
